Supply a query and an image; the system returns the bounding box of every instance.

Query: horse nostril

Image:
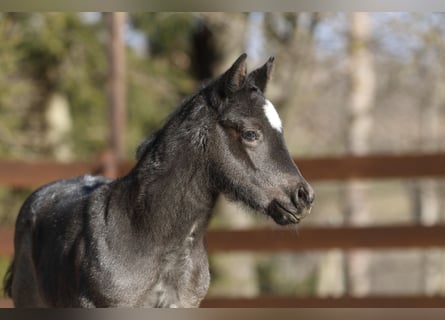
[298,187,307,204]
[297,184,315,206]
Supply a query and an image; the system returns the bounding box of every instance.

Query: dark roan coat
[3,54,314,307]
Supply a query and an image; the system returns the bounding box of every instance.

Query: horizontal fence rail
[296,152,445,181]
[0,160,95,188]
[2,153,445,188]
[2,225,445,256]
[205,225,445,251]
[0,228,13,256]
[2,296,445,308]
[201,296,445,308]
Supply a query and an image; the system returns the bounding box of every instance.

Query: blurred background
[1,12,445,306]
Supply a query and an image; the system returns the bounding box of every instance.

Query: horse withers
[3,54,314,307]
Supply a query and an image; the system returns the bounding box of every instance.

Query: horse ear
[247,56,274,93]
[218,53,248,97]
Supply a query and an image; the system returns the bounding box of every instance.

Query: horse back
[11,175,111,307]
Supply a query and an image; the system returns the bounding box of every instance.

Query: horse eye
[241,130,258,142]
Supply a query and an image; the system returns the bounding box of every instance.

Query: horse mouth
[270,201,302,225]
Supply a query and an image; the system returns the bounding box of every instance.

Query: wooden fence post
[106,12,127,178]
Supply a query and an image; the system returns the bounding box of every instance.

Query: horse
[3,54,314,307]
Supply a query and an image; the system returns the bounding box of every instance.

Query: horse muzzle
[269,183,315,225]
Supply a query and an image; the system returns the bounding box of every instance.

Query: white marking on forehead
[263,99,282,132]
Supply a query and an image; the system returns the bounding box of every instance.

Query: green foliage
[125,13,197,152]
[0,256,12,293]
[126,53,195,157]
[130,13,195,57]
[0,13,108,159]
[0,188,33,227]
[0,13,197,161]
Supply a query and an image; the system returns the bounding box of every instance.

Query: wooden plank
[1,296,444,308]
[0,299,13,308]
[296,153,445,181]
[0,228,14,256]
[201,296,445,307]
[2,225,445,257]
[205,225,445,252]
[2,153,445,188]
[0,160,95,188]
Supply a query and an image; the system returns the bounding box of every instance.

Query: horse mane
[135,130,160,161]
[135,86,216,162]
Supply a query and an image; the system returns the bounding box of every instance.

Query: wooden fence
[2,152,445,307]
[2,153,445,188]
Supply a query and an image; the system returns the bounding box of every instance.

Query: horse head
[205,54,315,225]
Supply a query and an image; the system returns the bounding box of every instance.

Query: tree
[344,12,375,296]
[410,15,445,295]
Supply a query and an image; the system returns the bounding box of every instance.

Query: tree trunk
[344,12,375,297]
[191,13,248,81]
[106,12,127,178]
[414,65,444,295]
[44,92,72,161]
[317,249,346,297]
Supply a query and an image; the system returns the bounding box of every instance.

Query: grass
[0,256,12,294]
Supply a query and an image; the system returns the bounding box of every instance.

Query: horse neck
[112,132,217,245]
